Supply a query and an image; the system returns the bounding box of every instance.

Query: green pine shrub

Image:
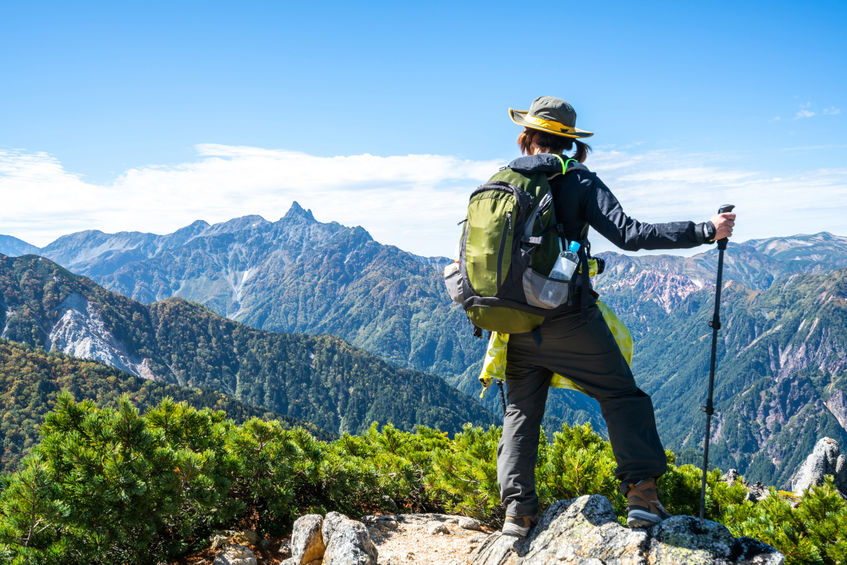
[427,423,502,524]
[659,463,747,520]
[538,423,621,513]
[0,395,845,564]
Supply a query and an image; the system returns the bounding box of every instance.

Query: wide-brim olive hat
[509,96,593,138]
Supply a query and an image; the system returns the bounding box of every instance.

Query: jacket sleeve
[585,174,713,251]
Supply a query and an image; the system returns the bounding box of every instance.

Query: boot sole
[501,523,531,537]
[627,509,664,528]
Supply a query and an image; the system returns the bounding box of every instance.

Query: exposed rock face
[323,515,378,565]
[283,511,376,565]
[469,495,783,565]
[47,292,154,378]
[322,511,348,547]
[825,390,847,433]
[790,437,847,497]
[290,514,325,564]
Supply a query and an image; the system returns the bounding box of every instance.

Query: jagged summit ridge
[282,200,316,222]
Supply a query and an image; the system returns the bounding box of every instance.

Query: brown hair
[517,128,591,162]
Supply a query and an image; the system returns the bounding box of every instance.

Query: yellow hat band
[522,114,579,136]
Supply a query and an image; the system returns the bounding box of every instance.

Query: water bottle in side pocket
[538,240,580,307]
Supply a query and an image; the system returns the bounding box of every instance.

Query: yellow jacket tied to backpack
[478,259,633,395]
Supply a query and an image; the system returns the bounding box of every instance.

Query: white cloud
[791,103,841,120]
[2,145,847,258]
[795,102,815,119]
[0,146,501,256]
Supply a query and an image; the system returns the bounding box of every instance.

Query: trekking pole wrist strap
[700,221,717,244]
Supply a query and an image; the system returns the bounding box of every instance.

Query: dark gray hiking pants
[497,304,667,517]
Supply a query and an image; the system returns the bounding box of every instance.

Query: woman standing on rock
[496,96,735,536]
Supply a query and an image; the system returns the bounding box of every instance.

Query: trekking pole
[699,204,735,526]
[497,380,507,414]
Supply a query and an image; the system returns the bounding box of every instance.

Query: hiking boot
[625,478,672,528]
[501,514,537,537]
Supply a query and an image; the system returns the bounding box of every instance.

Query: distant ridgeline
[0,254,496,459]
[3,210,847,486]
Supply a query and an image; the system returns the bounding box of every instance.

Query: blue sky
[1,1,845,256]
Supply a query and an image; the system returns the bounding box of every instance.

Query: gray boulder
[723,469,741,484]
[790,437,847,497]
[322,511,348,547]
[470,495,783,565]
[459,516,483,531]
[290,514,325,564]
[323,514,378,565]
[213,544,257,565]
[744,482,769,503]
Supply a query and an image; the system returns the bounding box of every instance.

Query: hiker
[496,96,735,536]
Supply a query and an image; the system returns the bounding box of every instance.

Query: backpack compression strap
[552,154,578,177]
[547,154,592,314]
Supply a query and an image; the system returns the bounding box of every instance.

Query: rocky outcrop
[323,514,378,565]
[284,511,377,565]
[290,514,325,563]
[825,391,847,434]
[470,495,783,565]
[722,470,769,503]
[48,292,155,378]
[790,437,847,497]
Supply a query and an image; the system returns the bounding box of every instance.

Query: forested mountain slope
[34,203,483,381]
[0,255,495,437]
[8,204,604,433]
[0,339,329,473]
[593,235,847,485]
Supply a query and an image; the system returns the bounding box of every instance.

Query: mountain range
[0,204,607,432]
[3,211,847,486]
[0,254,495,446]
[591,232,847,485]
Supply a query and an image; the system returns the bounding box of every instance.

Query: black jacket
[509,154,715,252]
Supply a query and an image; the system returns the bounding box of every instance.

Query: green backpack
[444,154,585,334]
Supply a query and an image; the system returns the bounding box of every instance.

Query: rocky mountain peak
[171,219,210,235]
[282,200,316,223]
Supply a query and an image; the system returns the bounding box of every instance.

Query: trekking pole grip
[716,204,734,251]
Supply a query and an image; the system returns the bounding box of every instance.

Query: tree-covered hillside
[0,339,328,473]
[0,255,496,438]
[629,269,847,486]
